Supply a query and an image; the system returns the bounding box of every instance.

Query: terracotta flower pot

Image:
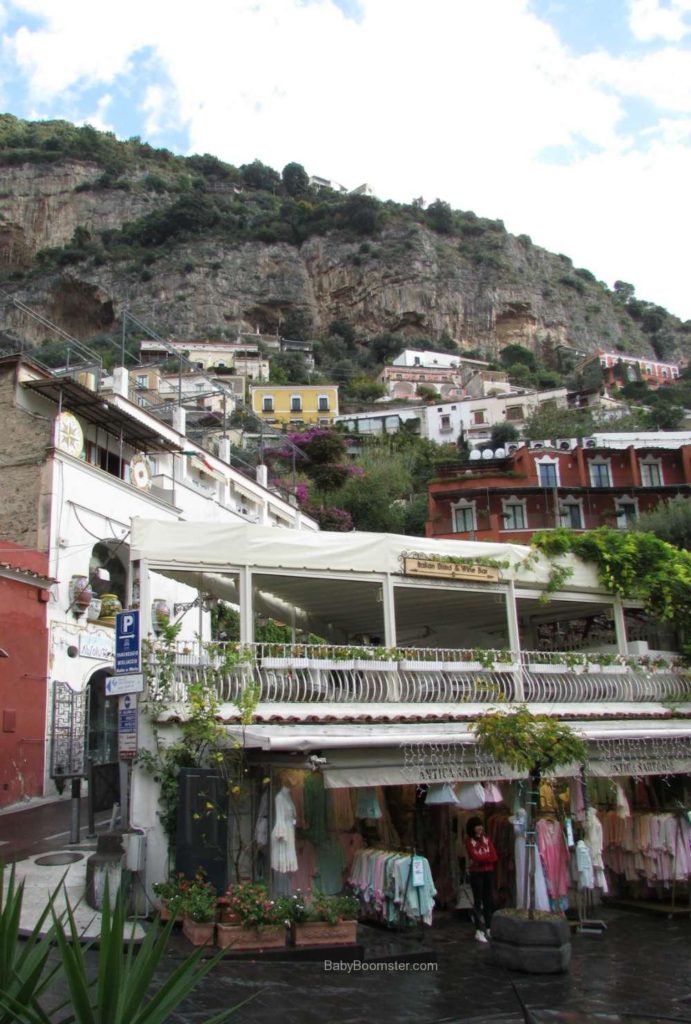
[216,923,286,951]
[182,918,215,946]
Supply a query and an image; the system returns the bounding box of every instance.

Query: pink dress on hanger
[536,818,570,901]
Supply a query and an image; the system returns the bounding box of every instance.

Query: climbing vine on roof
[531,527,691,631]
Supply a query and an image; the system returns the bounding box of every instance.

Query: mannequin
[271,780,298,873]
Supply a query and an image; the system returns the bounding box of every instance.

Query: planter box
[442,661,483,672]
[400,660,444,671]
[527,663,570,674]
[307,659,355,670]
[262,657,310,669]
[490,912,571,974]
[216,923,286,951]
[598,665,628,674]
[354,659,398,671]
[293,920,358,947]
[182,918,215,946]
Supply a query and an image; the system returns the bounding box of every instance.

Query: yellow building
[249,384,339,427]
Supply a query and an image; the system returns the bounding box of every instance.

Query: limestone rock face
[0,160,678,360]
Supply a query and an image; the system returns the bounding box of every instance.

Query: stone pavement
[2,796,690,1024]
[159,906,691,1024]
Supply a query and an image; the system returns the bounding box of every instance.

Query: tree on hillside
[282,162,310,197]
[523,403,647,440]
[490,423,519,448]
[633,496,691,551]
[425,199,454,234]
[240,159,281,191]
[499,344,537,371]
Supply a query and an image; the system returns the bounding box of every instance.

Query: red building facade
[0,541,53,806]
[426,438,691,543]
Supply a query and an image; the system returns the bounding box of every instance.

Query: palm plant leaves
[0,870,251,1024]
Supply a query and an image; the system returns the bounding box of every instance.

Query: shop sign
[404,556,499,583]
[105,673,144,697]
[79,632,112,660]
[589,756,689,778]
[411,762,523,782]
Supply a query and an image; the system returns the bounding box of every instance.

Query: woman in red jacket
[464,816,498,943]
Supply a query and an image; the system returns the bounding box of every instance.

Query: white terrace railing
[144,642,690,706]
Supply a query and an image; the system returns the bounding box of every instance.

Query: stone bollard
[85,832,125,911]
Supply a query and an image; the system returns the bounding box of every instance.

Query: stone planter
[216,923,286,951]
[182,918,216,946]
[354,659,398,671]
[443,661,483,672]
[490,911,571,974]
[293,920,358,947]
[528,663,570,674]
[599,665,628,674]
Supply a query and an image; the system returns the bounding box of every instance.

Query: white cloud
[628,0,691,42]
[2,0,691,319]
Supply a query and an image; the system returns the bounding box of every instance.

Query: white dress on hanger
[271,786,298,873]
[511,809,550,911]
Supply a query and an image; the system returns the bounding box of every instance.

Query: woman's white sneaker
[475,929,488,943]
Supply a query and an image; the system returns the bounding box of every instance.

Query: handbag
[456,876,474,910]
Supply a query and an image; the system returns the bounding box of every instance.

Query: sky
[1,0,691,321]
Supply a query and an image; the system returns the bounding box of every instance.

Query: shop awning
[221,718,691,786]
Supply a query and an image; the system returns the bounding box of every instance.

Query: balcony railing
[145,642,689,707]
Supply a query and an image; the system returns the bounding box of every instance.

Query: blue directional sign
[115,609,141,675]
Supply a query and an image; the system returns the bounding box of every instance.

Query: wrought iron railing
[144,642,689,706]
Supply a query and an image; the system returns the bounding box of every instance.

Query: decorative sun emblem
[56,412,84,457]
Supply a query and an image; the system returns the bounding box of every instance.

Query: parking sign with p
[115,609,141,675]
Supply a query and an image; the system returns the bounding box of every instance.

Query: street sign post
[118,694,138,759]
[115,610,141,675]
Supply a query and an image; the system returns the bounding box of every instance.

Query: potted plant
[152,872,187,923]
[216,882,287,951]
[287,891,360,947]
[471,706,587,974]
[179,872,218,946]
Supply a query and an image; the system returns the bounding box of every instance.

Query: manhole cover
[34,852,84,866]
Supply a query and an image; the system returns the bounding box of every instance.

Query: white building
[0,354,316,808]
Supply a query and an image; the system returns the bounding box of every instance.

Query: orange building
[426,435,691,543]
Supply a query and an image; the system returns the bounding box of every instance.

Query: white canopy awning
[131,518,532,576]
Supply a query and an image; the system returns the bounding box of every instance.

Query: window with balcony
[472,410,486,425]
[615,497,638,528]
[262,395,274,413]
[290,395,302,412]
[136,375,148,389]
[439,414,452,433]
[589,459,612,487]
[318,395,330,412]
[451,501,477,534]
[501,498,527,530]
[538,460,559,488]
[560,499,583,529]
[506,405,524,421]
[640,458,663,486]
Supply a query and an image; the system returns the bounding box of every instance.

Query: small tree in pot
[471,705,587,973]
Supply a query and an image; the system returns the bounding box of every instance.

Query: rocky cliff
[0,156,687,364]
